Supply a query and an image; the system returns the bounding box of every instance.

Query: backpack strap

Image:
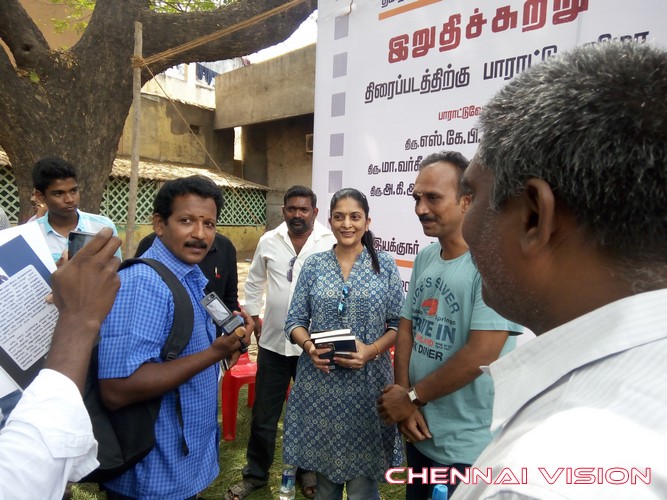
[119,258,194,361]
[118,257,195,454]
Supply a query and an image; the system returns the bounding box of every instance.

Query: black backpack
[80,258,194,483]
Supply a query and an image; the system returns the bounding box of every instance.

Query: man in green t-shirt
[378,151,522,499]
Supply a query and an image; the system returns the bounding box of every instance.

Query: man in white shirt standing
[0,227,121,500]
[454,42,667,499]
[227,186,335,500]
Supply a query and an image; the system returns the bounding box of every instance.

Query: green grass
[72,385,406,499]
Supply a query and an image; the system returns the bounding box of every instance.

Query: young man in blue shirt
[32,156,121,262]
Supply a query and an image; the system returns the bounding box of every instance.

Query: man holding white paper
[0,227,121,499]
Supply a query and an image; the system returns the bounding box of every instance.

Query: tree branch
[0,37,16,78]
[0,0,319,220]
[139,0,317,76]
[72,0,145,59]
[0,0,50,70]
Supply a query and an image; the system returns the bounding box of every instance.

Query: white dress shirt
[0,369,98,500]
[244,220,335,356]
[453,289,667,500]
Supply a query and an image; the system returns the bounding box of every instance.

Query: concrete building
[215,44,316,229]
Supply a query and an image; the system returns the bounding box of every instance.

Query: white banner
[312,0,667,288]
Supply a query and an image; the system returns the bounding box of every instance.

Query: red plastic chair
[221,352,257,441]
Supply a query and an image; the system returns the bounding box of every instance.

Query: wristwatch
[407,386,426,407]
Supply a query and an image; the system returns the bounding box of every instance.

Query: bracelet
[372,342,380,360]
[302,338,314,351]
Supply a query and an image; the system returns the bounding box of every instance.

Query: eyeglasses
[286,256,297,282]
[338,284,350,315]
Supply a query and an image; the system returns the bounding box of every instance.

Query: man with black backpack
[98,176,253,499]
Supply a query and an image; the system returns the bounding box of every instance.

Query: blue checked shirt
[98,238,220,499]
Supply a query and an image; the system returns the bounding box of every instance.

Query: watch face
[408,388,423,406]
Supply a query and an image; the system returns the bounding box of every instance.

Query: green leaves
[49,0,236,32]
[49,0,235,33]
[152,0,235,13]
[50,0,94,34]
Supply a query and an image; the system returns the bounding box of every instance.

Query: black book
[310,329,356,369]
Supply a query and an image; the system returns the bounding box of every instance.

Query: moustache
[184,240,208,249]
[418,215,437,223]
[288,218,305,225]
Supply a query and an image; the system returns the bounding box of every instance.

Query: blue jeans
[315,473,380,500]
[405,442,470,499]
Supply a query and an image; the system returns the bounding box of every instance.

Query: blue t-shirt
[402,243,521,465]
[98,238,219,499]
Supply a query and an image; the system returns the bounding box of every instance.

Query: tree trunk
[0,0,316,220]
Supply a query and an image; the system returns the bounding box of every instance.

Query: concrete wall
[219,225,267,253]
[118,95,234,171]
[266,116,315,229]
[115,96,263,251]
[214,45,317,231]
[143,66,217,109]
[214,44,315,129]
[240,115,314,230]
[142,60,246,109]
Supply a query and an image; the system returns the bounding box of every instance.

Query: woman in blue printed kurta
[284,188,404,499]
